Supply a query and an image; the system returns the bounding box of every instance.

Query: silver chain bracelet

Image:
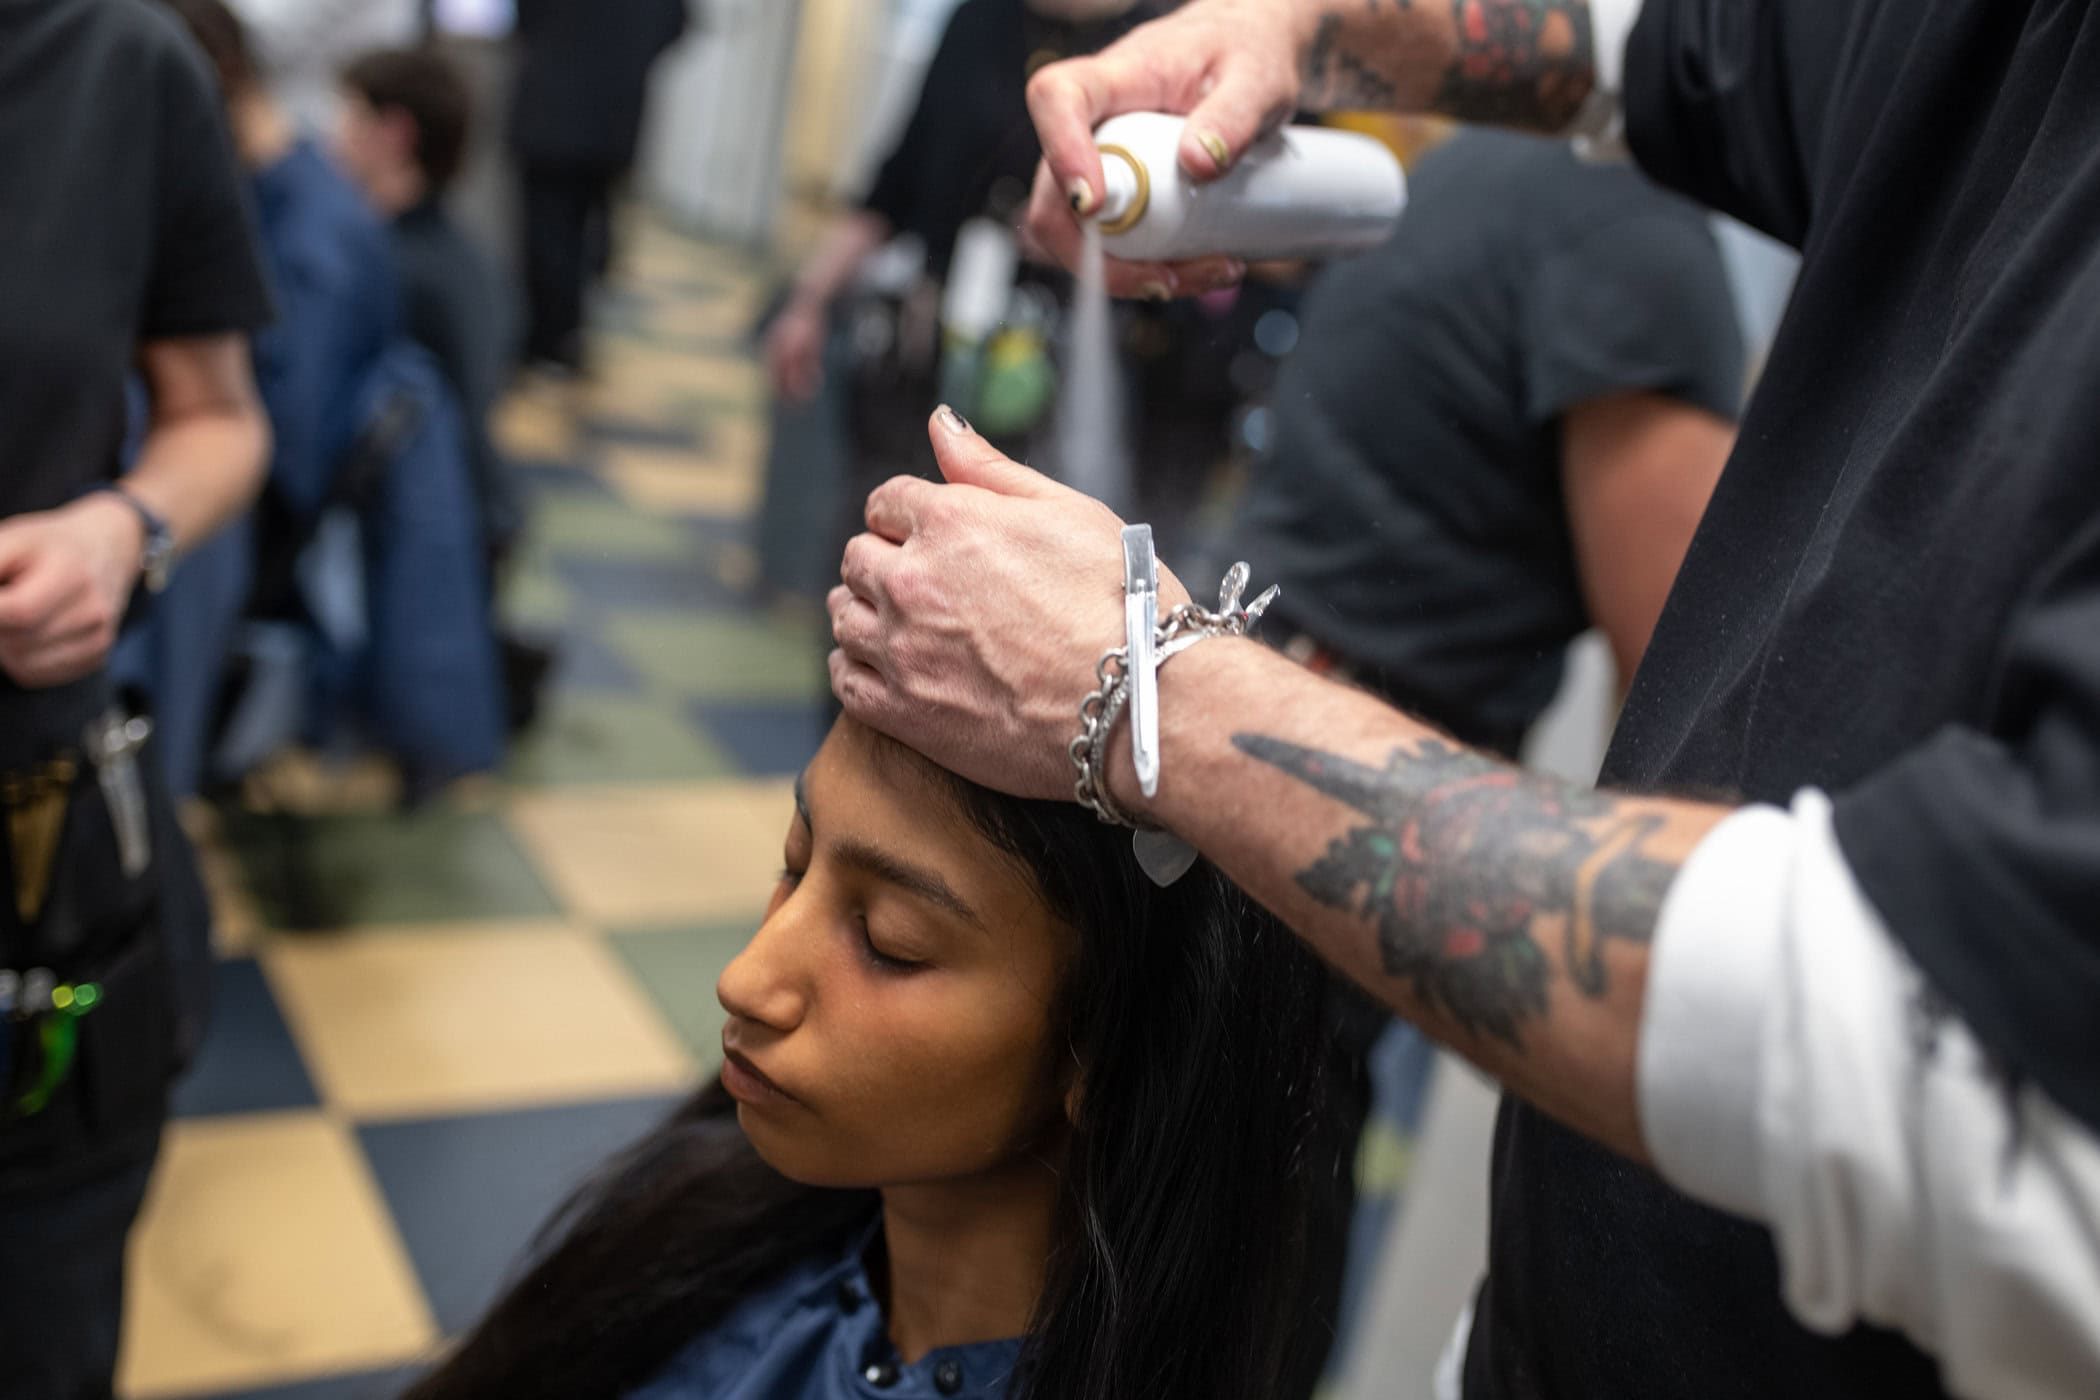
[1070,560,1279,832]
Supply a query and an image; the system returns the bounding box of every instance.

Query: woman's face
[716,721,1077,1189]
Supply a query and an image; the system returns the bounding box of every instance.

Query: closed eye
[858,917,926,975]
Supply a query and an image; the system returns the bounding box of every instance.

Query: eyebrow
[833,838,986,933]
[792,773,986,932]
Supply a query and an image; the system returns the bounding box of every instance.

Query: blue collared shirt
[625,1229,1022,1400]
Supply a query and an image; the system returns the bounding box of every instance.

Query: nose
[716,893,815,1033]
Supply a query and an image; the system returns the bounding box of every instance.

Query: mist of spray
[1056,221,1135,516]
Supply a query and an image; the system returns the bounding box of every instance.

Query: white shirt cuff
[1569,0,1642,155]
[1635,794,1801,1215]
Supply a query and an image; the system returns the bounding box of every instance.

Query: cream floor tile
[507,781,794,926]
[118,1112,436,1399]
[644,292,765,343]
[601,442,760,518]
[590,345,761,405]
[262,922,694,1119]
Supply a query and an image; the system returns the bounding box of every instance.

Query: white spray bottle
[1091,112,1405,262]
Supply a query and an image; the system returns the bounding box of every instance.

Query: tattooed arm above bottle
[1020,0,1637,295]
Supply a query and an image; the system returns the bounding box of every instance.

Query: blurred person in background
[0,0,273,1394]
[225,0,422,134]
[761,0,1277,619]
[510,0,690,374]
[337,45,522,560]
[134,0,398,800]
[1229,127,1743,766]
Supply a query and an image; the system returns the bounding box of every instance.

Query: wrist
[1102,634,1263,822]
[73,490,146,560]
[81,484,173,593]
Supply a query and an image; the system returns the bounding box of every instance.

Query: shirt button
[863,1360,901,1388]
[934,1360,964,1395]
[836,1281,864,1314]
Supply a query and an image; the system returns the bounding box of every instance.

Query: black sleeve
[1621,0,1873,247]
[859,3,982,239]
[1832,496,2100,1133]
[141,32,275,341]
[1521,211,1746,425]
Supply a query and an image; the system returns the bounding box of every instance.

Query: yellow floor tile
[591,344,761,405]
[262,922,695,1119]
[507,781,793,925]
[601,442,761,518]
[118,1113,436,1399]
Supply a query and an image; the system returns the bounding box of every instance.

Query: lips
[720,1042,799,1107]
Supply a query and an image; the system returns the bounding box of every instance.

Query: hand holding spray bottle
[1085,112,1406,262]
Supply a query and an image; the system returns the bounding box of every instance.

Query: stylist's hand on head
[1022,0,1312,299]
[831,407,1191,801]
[0,494,145,689]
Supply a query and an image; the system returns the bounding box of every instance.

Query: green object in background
[972,324,1057,439]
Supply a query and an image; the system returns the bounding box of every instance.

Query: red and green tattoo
[1298,0,1596,131]
[1235,734,1678,1048]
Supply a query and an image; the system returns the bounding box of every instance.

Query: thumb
[1177,57,1289,182]
[928,406,1066,501]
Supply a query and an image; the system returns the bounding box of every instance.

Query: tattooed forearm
[1303,13,1403,110]
[1234,734,1678,1048]
[1435,0,1595,129]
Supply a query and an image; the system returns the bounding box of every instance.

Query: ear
[1062,1073,1085,1128]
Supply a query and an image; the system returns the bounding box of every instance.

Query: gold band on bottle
[1096,144,1150,235]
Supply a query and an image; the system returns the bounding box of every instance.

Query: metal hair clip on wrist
[1070,528,1278,887]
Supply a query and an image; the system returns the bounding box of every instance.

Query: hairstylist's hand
[831,406,1192,801]
[0,495,144,689]
[1021,0,1310,299]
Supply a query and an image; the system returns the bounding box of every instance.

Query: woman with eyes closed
[404,716,1345,1400]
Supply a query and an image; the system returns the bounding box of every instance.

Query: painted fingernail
[1140,280,1172,303]
[1067,177,1095,216]
[936,403,973,435]
[1196,130,1231,168]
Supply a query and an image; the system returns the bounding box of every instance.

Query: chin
[738,1106,880,1190]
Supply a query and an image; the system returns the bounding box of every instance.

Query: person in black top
[336,44,521,553]
[0,1,274,1394]
[825,1,2100,1397]
[764,0,1172,410]
[508,0,689,372]
[1226,126,1742,757]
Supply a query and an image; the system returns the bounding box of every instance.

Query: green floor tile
[606,922,756,1064]
[502,562,573,630]
[225,807,560,929]
[530,495,703,560]
[605,613,827,701]
[507,693,735,786]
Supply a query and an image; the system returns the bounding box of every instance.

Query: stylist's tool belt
[3,710,155,920]
[0,708,157,1125]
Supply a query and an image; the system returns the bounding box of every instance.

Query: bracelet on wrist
[1070,551,1278,886]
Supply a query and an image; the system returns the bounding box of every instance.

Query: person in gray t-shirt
[1225,127,1744,757]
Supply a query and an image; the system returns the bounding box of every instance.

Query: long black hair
[407,732,1346,1400]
